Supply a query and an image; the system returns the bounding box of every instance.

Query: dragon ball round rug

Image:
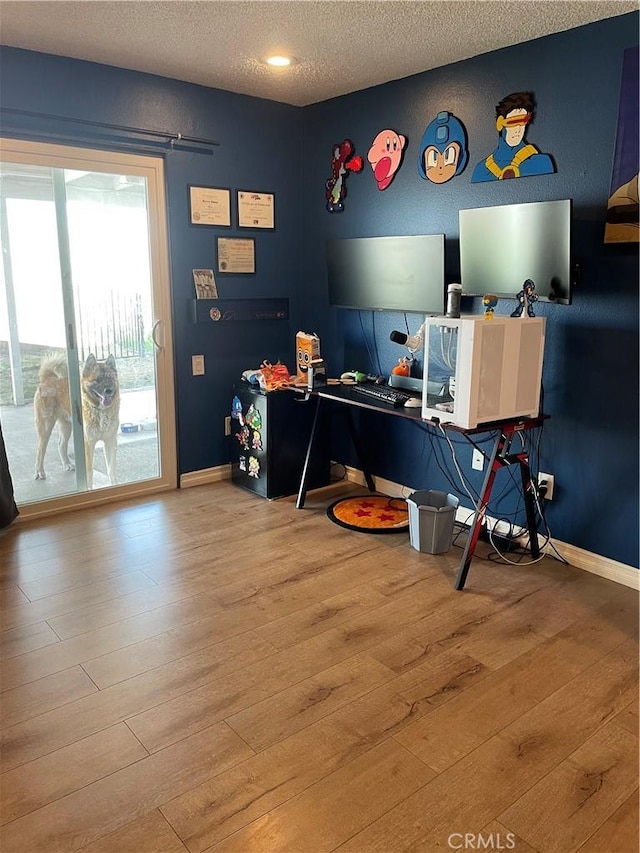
[326,495,409,533]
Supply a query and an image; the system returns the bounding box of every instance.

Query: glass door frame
[0,137,177,518]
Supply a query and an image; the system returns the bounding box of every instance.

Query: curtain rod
[0,108,220,148]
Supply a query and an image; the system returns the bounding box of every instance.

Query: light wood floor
[0,480,637,853]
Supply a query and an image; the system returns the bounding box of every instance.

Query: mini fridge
[230,385,330,499]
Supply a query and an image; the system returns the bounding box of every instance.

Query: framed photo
[217,237,256,274]
[237,190,275,229]
[189,185,231,227]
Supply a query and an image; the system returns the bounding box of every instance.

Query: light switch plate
[192,355,205,375]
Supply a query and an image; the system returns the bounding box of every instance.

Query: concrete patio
[1,388,160,506]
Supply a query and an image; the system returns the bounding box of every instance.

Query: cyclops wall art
[472,92,555,182]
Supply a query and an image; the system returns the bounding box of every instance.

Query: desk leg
[519,455,540,558]
[296,396,322,509]
[454,431,503,591]
[345,408,376,493]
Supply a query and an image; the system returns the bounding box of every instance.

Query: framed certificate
[217,237,256,274]
[237,190,275,229]
[189,186,231,226]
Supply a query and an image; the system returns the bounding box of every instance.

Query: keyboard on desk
[350,384,411,407]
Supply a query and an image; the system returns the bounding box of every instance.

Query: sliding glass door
[0,139,176,516]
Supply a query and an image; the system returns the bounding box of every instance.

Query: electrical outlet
[191,355,205,376]
[472,448,484,471]
[224,416,231,436]
[538,472,555,500]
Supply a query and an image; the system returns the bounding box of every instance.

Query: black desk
[293,384,545,591]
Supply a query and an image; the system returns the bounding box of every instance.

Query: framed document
[217,237,256,274]
[189,186,231,226]
[237,190,275,229]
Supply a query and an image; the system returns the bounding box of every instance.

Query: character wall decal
[417,111,468,184]
[325,139,363,212]
[367,129,407,190]
[472,92,555,182]
[326,91,556,202]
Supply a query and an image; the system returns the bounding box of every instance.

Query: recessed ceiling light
[266,55,292,67]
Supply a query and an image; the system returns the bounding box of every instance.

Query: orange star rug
[326,495,409,533]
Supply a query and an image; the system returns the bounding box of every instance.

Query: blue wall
[300,14,639,569]
[0,47,303,476]
[0,11,638,567]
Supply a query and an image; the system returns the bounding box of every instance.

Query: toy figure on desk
[391,357,411,376]
[483,294,498,317]
[511,279,538,317]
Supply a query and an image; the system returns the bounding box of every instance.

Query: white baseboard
[342,466,639,590]
[180,464,232,488]
[543,541,639,590]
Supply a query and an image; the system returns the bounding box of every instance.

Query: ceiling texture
[1,1,638,106]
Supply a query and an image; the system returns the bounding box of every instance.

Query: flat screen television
[327,234,445,313]
[459,199,572,304]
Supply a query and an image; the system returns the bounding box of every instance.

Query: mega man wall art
[367,128,407,190]
[325,139,363,212]
[472,91,555,182]
[417,111,468,184]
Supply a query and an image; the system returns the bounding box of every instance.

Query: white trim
[12,480,176,522]
[180,465,232,488]
[342,466,639,590]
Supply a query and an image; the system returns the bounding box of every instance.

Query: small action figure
[511,279,538,317]
[483,294,498,317]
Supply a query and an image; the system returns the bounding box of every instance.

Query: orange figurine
[391,357,411,376]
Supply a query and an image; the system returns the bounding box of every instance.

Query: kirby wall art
[367,128,407,190]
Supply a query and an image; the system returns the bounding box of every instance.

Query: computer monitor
[327,234,445,314]
[459,199,572,304]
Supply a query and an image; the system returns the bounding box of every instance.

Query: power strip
[478,525,524,552]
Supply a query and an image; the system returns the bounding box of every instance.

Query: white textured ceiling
[1,1,638,106]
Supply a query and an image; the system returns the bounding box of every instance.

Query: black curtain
[0,418,18,529]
